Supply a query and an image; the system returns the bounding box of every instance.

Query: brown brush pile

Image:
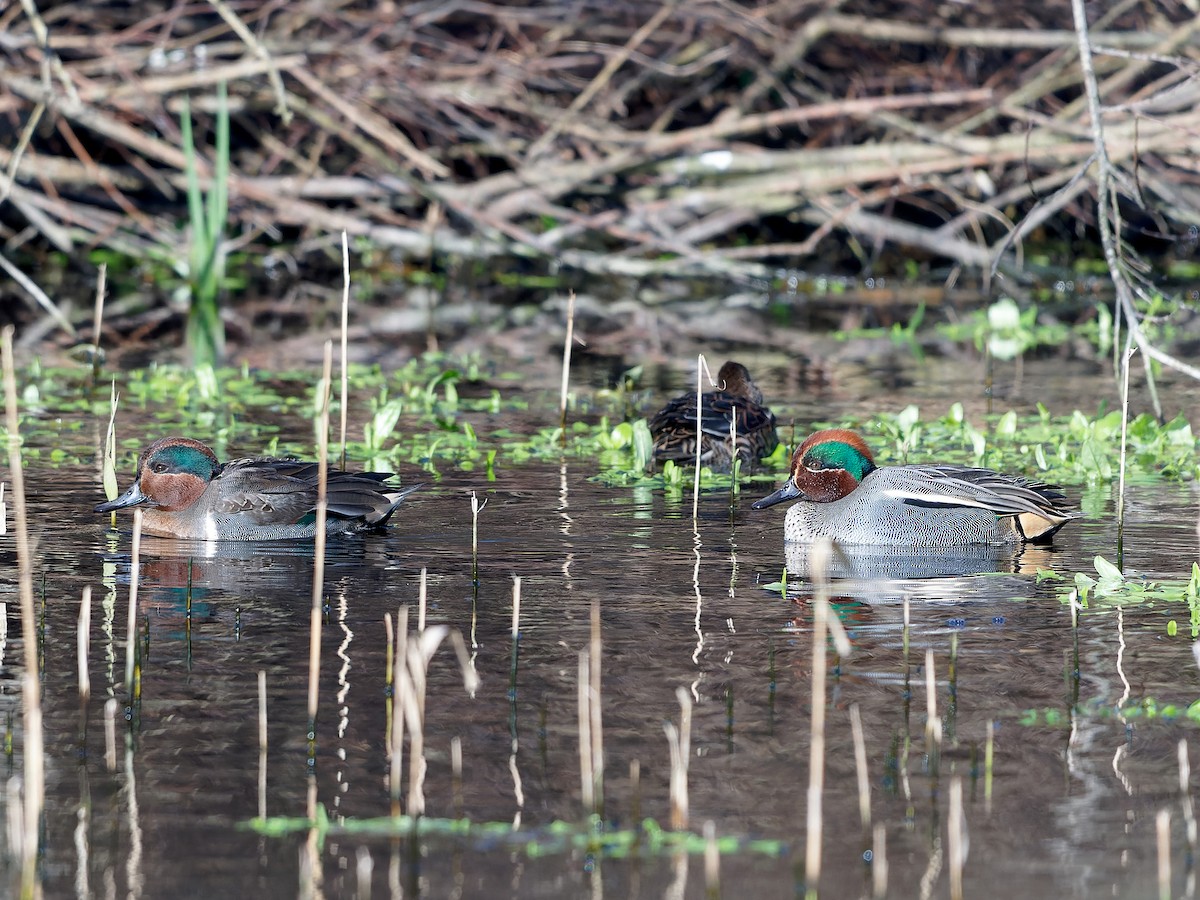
[1,0,1198,319]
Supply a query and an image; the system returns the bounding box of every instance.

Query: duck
[649,360,779,468]
[95,437,419,540]
[751,428,1076,546]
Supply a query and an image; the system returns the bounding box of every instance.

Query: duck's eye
[150,462,168,474]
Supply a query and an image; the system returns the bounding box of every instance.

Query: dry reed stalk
[948,777,965,900]
[303,777,322,895]
[469,492,485,602]
[101,380,119,517]
[78,586,92,746]
[2,326,43,898]
[258,670,268,821]
[418,567,428,632]
[338,231,350,472]
[103,698,117,772]
[850,703,871,830]
[1116,344,1135,564]
[78,586,92,706]
[355,846,373,900]
[691,354,707,521]
[124,511,143,697]
[629,759,641,825]
[90,263,106,383]
[665,686,693,831]
[389,606,408,818]
[509,576,522,805]
[307,341,333,753]
[397,623,477,818]
[925,649,941,770]
[1157,808,1172,900]
[1179,740,1197,864]
[511,576,522,644]
[985,720,995,813]
[558,291,576,440]
[703,820,720,895]
[5,776,22,865]
[383,613,394,755]
[451,736,463,818]
[589,599,603,813]
[578,649,593,815]
[805,538,833,893]
[872,823,888,899]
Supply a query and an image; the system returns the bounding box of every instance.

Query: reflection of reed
[2,325,44,897]
[664,686,692,831]
[576,596,605,817]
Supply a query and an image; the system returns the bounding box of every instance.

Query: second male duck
[96,437,419,541]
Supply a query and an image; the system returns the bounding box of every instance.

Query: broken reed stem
[307,341,333,755]
[91,263,106,383]
[850,703,870,830]
[404,640,428,817]
[805,539,833,895]
[665,686,693,831]
[339,230,350,472]
[589,599,603,814]
[948,777,965,900]
[125,509,143,696]
[389,606,408,817]
[558,291,576,440]
[1157,808,1171,900]
[3,325,45,893]
[258,670,267,820]
[401,624,476,819]
[925,649,941,771]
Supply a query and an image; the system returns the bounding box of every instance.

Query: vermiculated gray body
[782,465,1063,546]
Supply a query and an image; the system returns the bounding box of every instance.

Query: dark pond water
[1,353,1199,899]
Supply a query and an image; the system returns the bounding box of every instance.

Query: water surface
[1,352,1198,898]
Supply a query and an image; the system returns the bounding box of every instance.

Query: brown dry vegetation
[1,0,1198,344]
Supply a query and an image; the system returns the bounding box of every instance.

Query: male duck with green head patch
[96,437,419,541]
[752,429,1077,546]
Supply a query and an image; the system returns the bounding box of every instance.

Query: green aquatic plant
[246,807,785,859]
[180,83,230,373]
[863,404,1198,485]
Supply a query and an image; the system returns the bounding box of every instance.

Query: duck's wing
[883,464,1078,542]
[216,458,410,525]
